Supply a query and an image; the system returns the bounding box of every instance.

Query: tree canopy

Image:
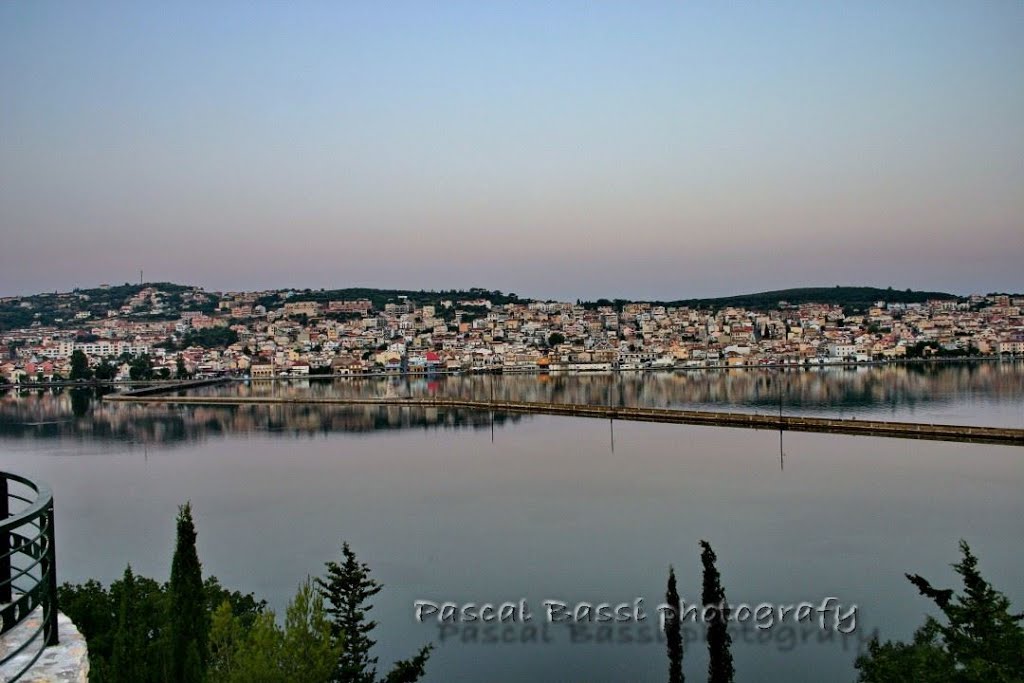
[856,541,1024,682]
[59,508,431,683]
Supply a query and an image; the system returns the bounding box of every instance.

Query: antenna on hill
[140,269,143,285]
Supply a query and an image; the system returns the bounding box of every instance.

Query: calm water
[197,360,1024,427]
[1,362,1022,682]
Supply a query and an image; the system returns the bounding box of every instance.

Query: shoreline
[2,355,1021,389]
[101,393,1024,447]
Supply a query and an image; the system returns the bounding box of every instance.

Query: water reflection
[0,386,525,448]
[193,362,1024,420]
[0,362,1021,448]
[1,366,1022,682]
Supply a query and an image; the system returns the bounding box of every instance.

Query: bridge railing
[0,471,58,681]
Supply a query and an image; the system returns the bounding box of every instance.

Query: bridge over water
[104,389,1024,447]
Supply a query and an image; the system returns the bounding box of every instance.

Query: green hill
[0,283,966,332]
[256,287,520,310]
[663,286,958,310]
[580,286,959,311]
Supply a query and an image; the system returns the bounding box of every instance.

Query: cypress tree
[110,565,142,683]
[168,502,208,683]
[665,565,684,683]
[700,540,734,683]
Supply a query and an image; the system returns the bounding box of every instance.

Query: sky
[1,1,1022,300]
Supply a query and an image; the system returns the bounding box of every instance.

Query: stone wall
[0,611,89,683]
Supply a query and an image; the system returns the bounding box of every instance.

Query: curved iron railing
[0,471,58,680]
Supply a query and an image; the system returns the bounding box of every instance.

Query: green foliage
[58,579,119,662]
[700,540,734,683]
[856,541,1024,682]
[378,646,432,683]
[59,508,429,683]
[0,306,46,331]
[168,502,208,682]
[204,575,267,630]
[208,578,340,683]
[0,283,193,331]
[904,341,978,359]
[69,350,92,381]
[94,359,117,381]
[129,354,154,381]
[209,605,281,683]
[318,543,382,683]
[282,579,343,681]
[59,569,169,682]
[578,298,628,312]
[665,565,684,683]
[317,542,432,683]
[547,332,566,347]
[181,326,239,349]
[109,566,145,683]
[257,287,518,312]
[60,571,266,683]
[583,286,960,312]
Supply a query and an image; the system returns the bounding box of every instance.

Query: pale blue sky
[2,2,1022,299]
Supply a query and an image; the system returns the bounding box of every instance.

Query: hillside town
[1,284,1023,383]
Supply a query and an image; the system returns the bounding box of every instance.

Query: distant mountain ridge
[577,286,962,311]
[4,283,967,306]
[0,283,969,333]
[659,286,960,310]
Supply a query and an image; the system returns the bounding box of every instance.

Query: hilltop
[2,281,1020,384]
[0,283,972,332]
[662,286,959,311]
[581,286,961,311]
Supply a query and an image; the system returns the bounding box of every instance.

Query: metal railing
[0,471,58,681]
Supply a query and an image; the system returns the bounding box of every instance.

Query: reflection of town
[0,386,525,447]
[201,361,1024,418]
[1,363,1021,447]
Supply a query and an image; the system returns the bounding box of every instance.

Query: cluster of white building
[2,286,1023,383]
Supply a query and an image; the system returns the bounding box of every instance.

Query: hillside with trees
[661,286,959,311]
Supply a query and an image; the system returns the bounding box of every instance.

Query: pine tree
[700,540,734,683]
[665,565,684,683]
[168,502,208,683]
[317,543,381,683]
[317,542,431,683]
[379,646,432,683]
[856,540,1024,681]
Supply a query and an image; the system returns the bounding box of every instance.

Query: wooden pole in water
[779,373,785,471]
[610,370,616,452]
[0,476,9,604]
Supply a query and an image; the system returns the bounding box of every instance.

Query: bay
[1,362,1022,682]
